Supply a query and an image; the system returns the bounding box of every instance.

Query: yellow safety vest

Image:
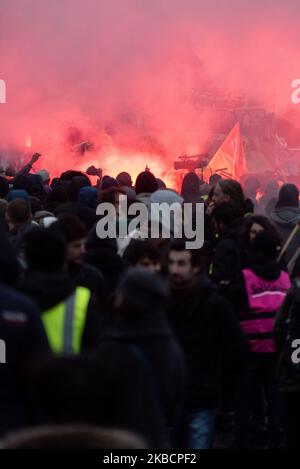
[42,286,91,355]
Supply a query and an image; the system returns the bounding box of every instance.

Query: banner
[205,122,247,180]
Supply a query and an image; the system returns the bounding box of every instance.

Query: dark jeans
[185,408,217,449]
[235,353,283,448]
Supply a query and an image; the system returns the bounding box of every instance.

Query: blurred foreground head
[115,268,169,317]
[135,171,157,195]
[116,171,133,188]
[1,425,147,449]
[276,183,299,208]
[25,227,67,273]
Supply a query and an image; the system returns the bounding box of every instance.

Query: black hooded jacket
[270,206,300,263]
[0,224,50,435]
[85,225,125,294]
[102,314,185,414]
[274,280,300,394]
[18,271,104,351]
[54,202,97,231]
[0,222,19,286]
[0,284,50,436]
[211,217,244,284]
[68,261,107,306]
[44,186,69,213]
[96,311,186,446]
[29,311,185,448]
[167,275,249,409]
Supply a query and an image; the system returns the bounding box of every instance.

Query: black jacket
[274,280,300,394]
[211,218,244,284]
[0,222,19,286]
[7,222,36,267]
[18,271,104,351]
[100,313,186,430]
[85,226,125,294]
[0,284,50,436]
[54,202,97,231]
[68,262,107,306]
[270,206,300,263]
[30,311,185,448]
[167,275,248,409]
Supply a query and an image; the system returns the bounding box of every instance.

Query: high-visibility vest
[240,269,291,353]
[42,286,91,355]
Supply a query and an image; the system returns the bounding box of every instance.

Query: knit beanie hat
[118,268,169,315]
[135,171,158,195]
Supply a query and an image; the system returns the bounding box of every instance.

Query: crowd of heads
[0,155,300,449]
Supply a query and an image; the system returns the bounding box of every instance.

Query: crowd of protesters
[0,152,299,449]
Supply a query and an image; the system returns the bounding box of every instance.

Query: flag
[205,122,247,180]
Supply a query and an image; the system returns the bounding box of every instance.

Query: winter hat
[250,230,280,259]
[116,172,132,188]
[150,189,183,234]
[101,176,119,190]
[6,189,29,202]
[150,189,183,206]
[36,169,50,183]
[46,186,68,205]
[135,171,157,195]
[78,186,98,209]
[118,268,169,315]
[27,174,44,195]
[276,183,299,208]
[68,176,91,202]
[156,178,167,190]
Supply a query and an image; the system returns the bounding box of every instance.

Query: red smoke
[1,0,300,185]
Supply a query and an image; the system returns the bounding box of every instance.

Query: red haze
[1,0,300,185]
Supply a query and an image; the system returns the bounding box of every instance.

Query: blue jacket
[0,284,50,436]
